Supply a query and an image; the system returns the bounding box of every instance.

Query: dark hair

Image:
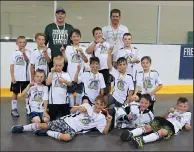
[140,94,152,103]
[177,97,188,105]
[90,57,100,65]
[35,69,46,78]
[35,33,46,40]
[110,9,121,17]
[92,27,102,36]
[141,56,152,64]
[95,95,108,107]
[117,57,127,65]
[17,36,26,41]
[69,29,81,38]
[123,33,132,38]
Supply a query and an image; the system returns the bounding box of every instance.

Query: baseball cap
[56,7,66,14]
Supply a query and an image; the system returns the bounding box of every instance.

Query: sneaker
[11,125,24,133]
[120,130,133,141]
[132,136,144,149]
[11,109,20,117]
[34,129,48,136]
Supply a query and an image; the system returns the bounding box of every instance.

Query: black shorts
[99,69,110,84]
[48,104,70,121]
[67,82,83,94]
[10,81,30,94]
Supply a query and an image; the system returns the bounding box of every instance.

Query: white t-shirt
[48,72,71,104]
[30,48,51,76]
[88,41,110,70]
[136,70,162,100]
[77,71,106,103]
[11,49,31,81]
[116,46,140,81]
[102,24,129,62]
[25,85,48,114]
[65,45,86,81]
[63,103,107,133]
[167,111,191,134]
[83,51,92,72]
[110,67,134,104]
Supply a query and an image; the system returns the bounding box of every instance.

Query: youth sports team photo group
[9,7,192,149]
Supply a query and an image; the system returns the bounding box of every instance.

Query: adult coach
[44,7,74,71]
[102,9,129,63]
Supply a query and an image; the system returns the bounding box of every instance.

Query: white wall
[0,42,192,88]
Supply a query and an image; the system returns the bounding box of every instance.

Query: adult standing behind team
[102,9,129,63]
[44,7,74,71]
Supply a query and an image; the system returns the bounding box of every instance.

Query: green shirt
[44,23,74,58]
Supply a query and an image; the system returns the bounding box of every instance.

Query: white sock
[69,94,75,107]
[47,130,61,140]
[131,127,145,137]
[11,100,17,110]
[76,93,82,105]
[23,123,38,131]
[143,132,160,143]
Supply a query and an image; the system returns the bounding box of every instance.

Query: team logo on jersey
[15,55,25,66]
[80,114,91,125]
[53,78,65,88]
[117,80,126,91]
[32,91,43,103]
[124,53,134,64]
[88,80,99,90]
[143,77,152,89]
[71,53,81,63]
[176,115,183,122]
[38,56,47,65]
[99,45,108,54]
[52,29,68,45]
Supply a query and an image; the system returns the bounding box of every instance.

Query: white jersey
[30,48,51,76]
[88,41,110,70]
[136,70,162,100]
[116,46,140,81]
[167,110,192,134]
[114,101,154,128]
[48,72,71,104]
[77,71,106,103]
[83,51,92,72]
[102,24,129,62]
[25,85,48,114]
[65,45,86,81]
[11,49,31,81]
[63,103,106,133]
[110,67,134,104]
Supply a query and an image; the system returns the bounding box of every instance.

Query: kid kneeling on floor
[11,95,112,142]
[21,69,50,123]
[120,97,192,149]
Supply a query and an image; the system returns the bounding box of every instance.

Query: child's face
[94,30,103,39]
[139,98,150,111]
[16,39,27,49]
[35,36,45,47]
[176,102,189,112]
[117,61,127,73]
[123,35,132,47]
[141,59,151,71]
[34,72,45,84]
[93,100,106,113]
[90,62,99,72]
[54,60,64,72]
[70,33,81,44]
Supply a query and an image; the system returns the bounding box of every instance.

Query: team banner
[179,44,193,79]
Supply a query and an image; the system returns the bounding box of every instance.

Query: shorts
[47,118,76,140]
[107,94,123,108]
[67,82,83,94]
[10,81,30,94]
[48,104,70,121]
[29,112,43,121]
[99,69,111,95]
[150,116,175,139]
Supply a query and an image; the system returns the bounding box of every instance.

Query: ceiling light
[76,16,83,20]
[4,36,10,40]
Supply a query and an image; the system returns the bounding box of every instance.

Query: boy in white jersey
[11,95,113,142]
[74,57,106,104]
[115,33,140,82]
[132,56,163,113]
[113,94,154,129]
[46,56,72,120]
[30,33,51,83]
[61,29,88,108]
[107,48,134,107]
[21,69,50,123]
[86,27,111,94]
[10,36,31,117]
[120,97,192,149]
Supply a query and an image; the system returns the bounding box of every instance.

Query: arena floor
[1,94,193,151]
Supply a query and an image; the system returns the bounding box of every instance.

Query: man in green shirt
[44,7,74,71]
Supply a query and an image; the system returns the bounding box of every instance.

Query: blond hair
[53,55,65,64]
